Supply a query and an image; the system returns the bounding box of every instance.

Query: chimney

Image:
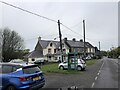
[80,39,83,42]
[72,38,76,41]
[38,36,41,41]
[64,37,67,41]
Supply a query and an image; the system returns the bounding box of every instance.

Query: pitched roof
[65,40,84,48]
[38,40,50,49]
[85,42,94,48]
[38,40,60,49]
[38,39,94,49]
[65,40,95,48]
[27,50,43,58]
[52,41,60,48]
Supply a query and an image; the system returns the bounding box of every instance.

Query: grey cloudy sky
[0,0,119,51]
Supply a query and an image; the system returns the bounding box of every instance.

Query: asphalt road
[92,58,118,88]
[41,58,118,90]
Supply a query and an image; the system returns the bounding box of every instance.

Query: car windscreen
[80,60,85,64]
[23,65,41,74]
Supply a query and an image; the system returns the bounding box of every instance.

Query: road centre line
[91,61,104,88]
[91,82,95,88]
[100,62,104,70]
[97,72,100,76]
[95,77,98,80]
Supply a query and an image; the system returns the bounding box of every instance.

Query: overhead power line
[0,1,96,43]
[61,23,83,37]
[0,1,57,23]
[61,23,96,43]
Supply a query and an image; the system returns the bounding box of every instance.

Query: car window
[23,66,41,74]
[2,65,13,74]
[80,60,85,64]
[63,61,67,63]
[12,66,17,72]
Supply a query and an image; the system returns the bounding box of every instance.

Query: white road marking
[100,62,104,70]
[97,72,100,76]
[95,77,98,80]
[91,61,105,88]
[91,82,95,88]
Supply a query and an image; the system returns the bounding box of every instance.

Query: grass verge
[40,59,97,74]
[86,59,97,66]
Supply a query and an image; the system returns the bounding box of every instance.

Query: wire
[61,23,83,37]
[70,21,82,29]
[0,1,57,23]
[0,1,97,44]
[61,23,98,43]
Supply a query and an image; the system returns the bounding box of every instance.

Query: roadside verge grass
[86,59,97,66]
[40,63,82,74]
[40,59,97,74]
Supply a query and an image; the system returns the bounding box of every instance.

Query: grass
[40,63,82,74]
[86,59,97,66]
[40,59,97,74]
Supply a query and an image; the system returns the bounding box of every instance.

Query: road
[92,58,118,88]
[41,58,118,90]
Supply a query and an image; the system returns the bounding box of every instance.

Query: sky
[0,0,119,51]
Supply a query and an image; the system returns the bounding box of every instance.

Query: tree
[107,47,120,58]
[100,50,107,56]
[1,28,24,62]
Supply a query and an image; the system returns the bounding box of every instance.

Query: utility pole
[99,41,101,51]
[99,41,101,58]
[83,20,86,59]
[58,20,63,62]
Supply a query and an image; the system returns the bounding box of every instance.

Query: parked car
[0,63,45,90]
[9,59,27,64]
[34,59,45,65]
[118,55,120,59]
[58,59,86,71]
[85,56,92,60]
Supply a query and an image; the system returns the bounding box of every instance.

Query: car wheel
[77,66,82,71]
[7,85,16,90]
[59,66,64,70]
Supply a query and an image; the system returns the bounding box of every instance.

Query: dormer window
[50,43,52,47]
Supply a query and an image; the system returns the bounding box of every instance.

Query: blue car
[0,63,45,90]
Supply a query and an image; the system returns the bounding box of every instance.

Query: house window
[48,48,51,53]
[63,49,66,51]
[54,57,57,60]
[49,56,51,60]
[63,49,66,53]
[54,49,56,53]
[50,43,52,47]
[63,56,66,60]
[62,43,64,48]
[32,58,35,61]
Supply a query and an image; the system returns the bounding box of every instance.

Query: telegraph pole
[99,41,101,58]
[83,20,86,59]
[99,41,101,51]
[58,20,63,62]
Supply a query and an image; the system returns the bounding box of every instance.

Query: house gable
[35,41,43,53]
